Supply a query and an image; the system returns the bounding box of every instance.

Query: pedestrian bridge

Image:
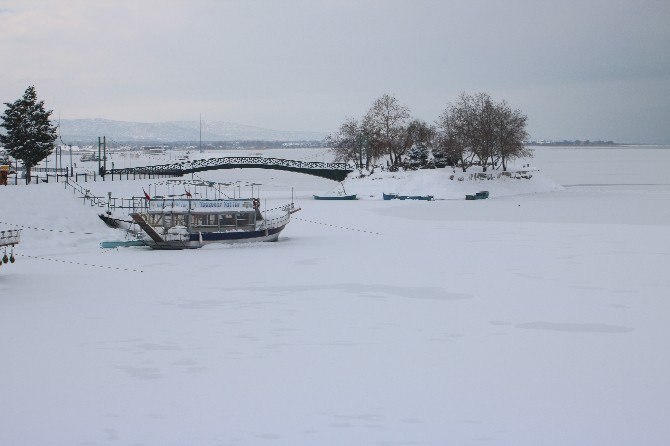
[107,156,353,181]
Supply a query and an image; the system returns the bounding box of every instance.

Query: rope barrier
[16,254,144,273]
[293,217,382,236]
[0,221,96,236]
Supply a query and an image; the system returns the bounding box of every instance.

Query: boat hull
[384,193,433,201]
[144,224,287,250]
[313,194,357,200]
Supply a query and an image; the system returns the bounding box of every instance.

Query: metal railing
[107,156,353,181]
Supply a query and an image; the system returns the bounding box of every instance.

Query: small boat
[313,194,357,200]
[384,193,433,201]
[466,191,489,200]
[314,184,357,200]
[142,146,167,155]
[80,153,105,162]
[403,195,433,201]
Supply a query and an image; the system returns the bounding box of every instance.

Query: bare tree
[331,92,530,174]
[328,117,376,170]
[456,92,498,171]
[363,94,410,168]
[436,97,476,172]
[493,101,531,171]
[437,92,530,172]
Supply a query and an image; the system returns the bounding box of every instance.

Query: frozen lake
[1,146,669,445]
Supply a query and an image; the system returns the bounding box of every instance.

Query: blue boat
[100,240,147,249]
[466,191,490,200]
[313,194,358,200]
[384,193,433,201]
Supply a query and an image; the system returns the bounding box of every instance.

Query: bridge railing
[106,156,352,177]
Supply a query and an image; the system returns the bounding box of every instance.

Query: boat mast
[199,114,203,153]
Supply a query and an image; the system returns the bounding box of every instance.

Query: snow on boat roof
[147,198,256,213]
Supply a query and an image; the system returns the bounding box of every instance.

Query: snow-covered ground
[1,147,669,445]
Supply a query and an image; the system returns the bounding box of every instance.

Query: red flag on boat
[185,188,192,198]
[143,189,151,200]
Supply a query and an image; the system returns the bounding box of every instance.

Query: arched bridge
[107,157,353,181]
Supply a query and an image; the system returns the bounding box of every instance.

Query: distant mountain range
[58,119,327,142]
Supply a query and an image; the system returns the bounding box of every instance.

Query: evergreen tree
[405,120,434,168]
[0,86,57,183]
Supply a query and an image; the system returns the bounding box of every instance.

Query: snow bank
[341,168,563,199]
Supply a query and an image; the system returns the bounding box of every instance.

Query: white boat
[102,180,299,250]
[142,146,167,155]
[80,153,105,162]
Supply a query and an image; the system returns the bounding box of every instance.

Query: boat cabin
[145,198,260,232]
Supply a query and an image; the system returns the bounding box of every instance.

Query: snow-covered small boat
[313,194,357,200]
[80,153,105,162]
[383,193,433,201]
[314,184,356,200]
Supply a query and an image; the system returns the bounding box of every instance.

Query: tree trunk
[502,156,507,171]
[26,165,31,184]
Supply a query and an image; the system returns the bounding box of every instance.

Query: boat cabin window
[163,214,186,228]
[236,214,253,227]
[192,214,217,227]
[220,214,236,227]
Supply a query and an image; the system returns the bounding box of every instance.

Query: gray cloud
[1,0,668,142]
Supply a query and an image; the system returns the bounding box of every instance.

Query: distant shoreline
[528,143,669,149]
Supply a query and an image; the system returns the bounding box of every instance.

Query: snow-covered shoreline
[341,168,564,200]
[1,147,670,445]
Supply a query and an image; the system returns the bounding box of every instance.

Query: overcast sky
[1,0,669,142]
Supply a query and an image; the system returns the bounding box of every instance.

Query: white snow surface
[1,147,670,445]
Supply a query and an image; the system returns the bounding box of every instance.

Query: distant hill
[58,119,327,142]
